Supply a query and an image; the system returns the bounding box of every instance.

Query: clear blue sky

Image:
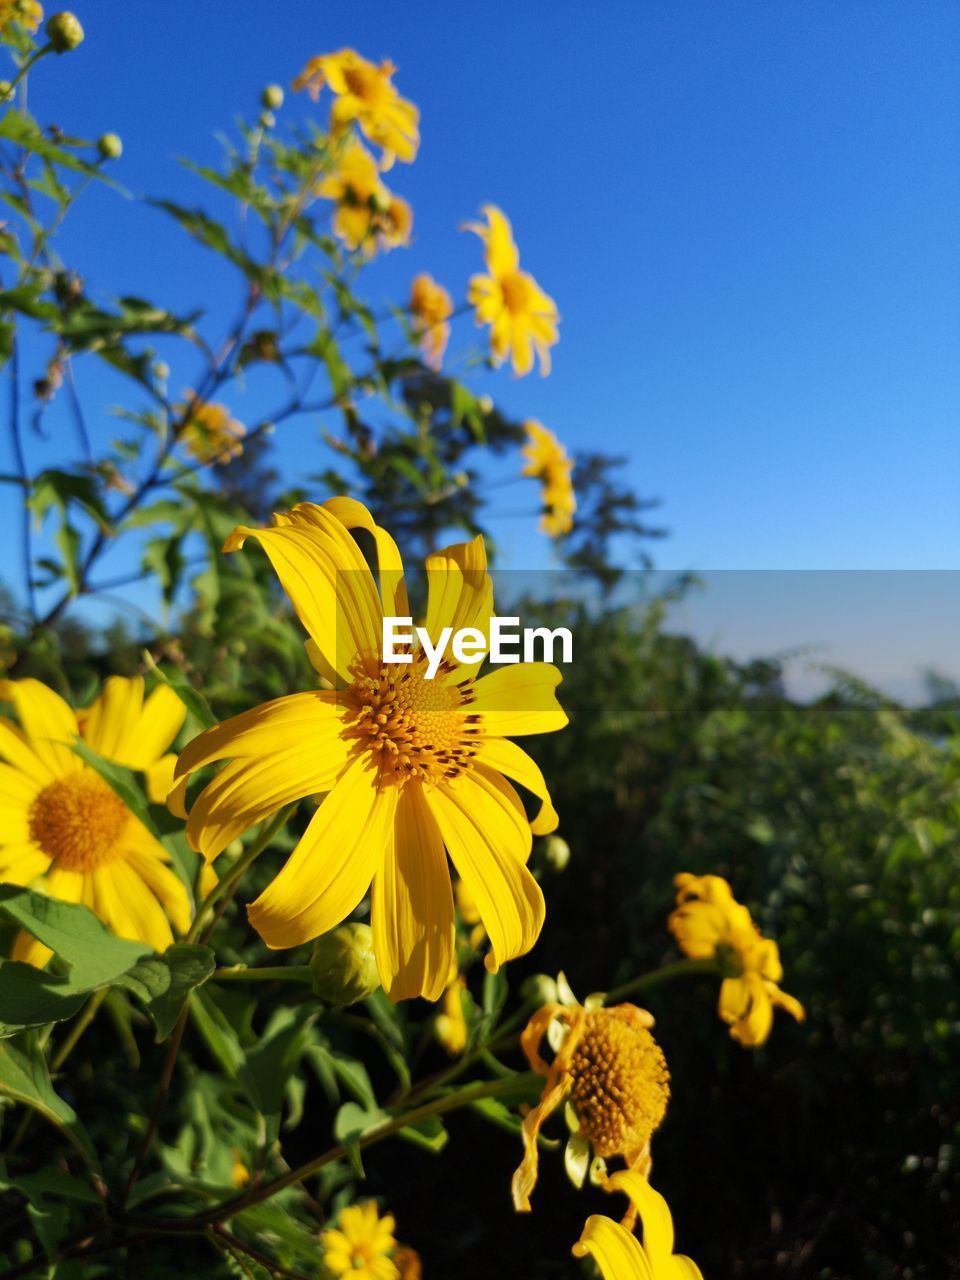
[3,0,959,604]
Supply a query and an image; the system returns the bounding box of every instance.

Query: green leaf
[115,944,215,1040]
[0,959,87,1035]
[189,986,246,1077]
[238,1006,317,1119]
[397,1113,449,1154]
[27,1202,69,1261]
[0,1038,98,1168]
[312,1047,376,1109]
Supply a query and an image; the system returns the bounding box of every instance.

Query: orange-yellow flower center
[568,1009,670,1158]
[499,271,532,315]
[29,772,130,872]
[344,656,480,786]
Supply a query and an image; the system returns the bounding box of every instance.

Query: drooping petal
[425,765,542,973]
[572,1215,654,1280]
[473,737,558,834]
[247,754,396,949]
[469,664,568,737]
[321,496,410,619]
[371,783,454,1002]
[0,680,79,777]
[604,1170,675,1267]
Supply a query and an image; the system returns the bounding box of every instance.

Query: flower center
[500,271,531,314]
[343,65,387,109]
[568,1009,670,1158]
[344,655,480,786]
[29,771,130,872]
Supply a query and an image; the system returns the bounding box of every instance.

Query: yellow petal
[81,675,145,760]
[0,679,79,777]
[473,738,558,834]
[424,535,493,642]
[470,664,568,737]
[604,1170,675,1267]
[0,844,49,885]
[425,766,543,972]
[322,496,410,618]
[247,754,395,949]
[372,783,454,1002]
[125,685,186,768]
[176,692,343,778]
[125,840,192,936]
[94,860,175,952]
[572,1215,654,1280]
[146,754,177,805]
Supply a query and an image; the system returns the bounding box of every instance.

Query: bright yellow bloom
[522,420,576,537]
[317,140,412,257]
[409,272,453,370]
[293,48,419,167]
[321,1201,399,1280]
[0,0,43,34]
[573,1169,704,1280]
[174,497,566,1002]
[669,873,805,1047]
[435,959,468,1056]
[512,980,669,1212]
[176,394,246,466]
[0,677,190,967]
[465,205,559,377]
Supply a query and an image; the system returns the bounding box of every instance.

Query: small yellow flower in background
[0,0,42,33]
[464,205,559,377]
[293,48,420,168]
[392,1244,422,1279]
[409,273,453,370]
[454,874,486,951]
[0,677,190,967]
[174,497,566,1003]
[512,975,670,1212]
[668,872,805,1048]
[229,1150,250,1188]
[522,420,576,537]
[321,1201,399,1280]
[176,393,246,466]
[317,140,412,257]
[573,1168,704,1280]
[434,959,468,1056]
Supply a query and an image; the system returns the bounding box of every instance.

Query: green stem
[604,956,720,1004]
[212,964,312,984]
[51,987,108,1071]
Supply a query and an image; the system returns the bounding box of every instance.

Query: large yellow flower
[321,1201,399,1280]
[512,980,669,1212]
[317,140,412,257]
[668,872,805,1047]
[409,272,453,370]
[0,677,190,966]
[293,48,419,167]
[573,1169,704,1280]
[465,205,559,377]
[522,420,576,537]
[176,393,246,466]
[174,497,566,1002]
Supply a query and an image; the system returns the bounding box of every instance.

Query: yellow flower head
[0,0,43,34]
[668,872,805,1047]
[512,980,670,1212]
[321,1201,399,1280]
[174,497,567,1003]
[293,48,419,168]
[317,140,412,257]
[409,272,453,370]
[0,677,190,967]
[464,205,559,377]
[434,957,468,1056]
[176,394,246,466]
[573,1169,704,1280]
[522,420,576,537]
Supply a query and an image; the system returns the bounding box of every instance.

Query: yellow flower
[573,1169,704,1280]
[174,497,566,1002]
[321,1201,399,1280]
[512,979,670,1212]
[0,0,43,34]
[668,873,805,1047]
[0,677,190,967]
[435,959,468,1056]
[293,48,419,167]
[522,420,576,537]
[409,272,453,370]
[464,205,559,377]
[317,140,412,257]
[229,1151,250,1188]
[176,394,246,466]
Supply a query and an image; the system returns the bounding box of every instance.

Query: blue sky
[2,0,959,621]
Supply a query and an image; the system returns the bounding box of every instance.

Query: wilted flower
[409,272,453,370]
[294,48,419,167]
[668,872,805,1047]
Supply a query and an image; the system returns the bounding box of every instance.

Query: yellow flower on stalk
[522,420,576,537]
[317,140,412,257]
[512,976,670,1212]
[173,497,566,1002]
[668,873,805,1048]
[176,394,246,466]
[435,958,468,1056]
[321,1201,399,1280]
[293,49,419,168]
[573,1169,704,1280]
[0,0,43,34]
[409,272,453,370]
[464,205,559,377]
[0,677,190,967]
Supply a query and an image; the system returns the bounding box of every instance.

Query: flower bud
[0,83,12,104]
[152,360,170,382]
[97,133,122,160]
[310,923,380,1006]
[543,835,571,872]
[45,11,84,52]
[521,973,560,1006]
[261,83,284,111]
